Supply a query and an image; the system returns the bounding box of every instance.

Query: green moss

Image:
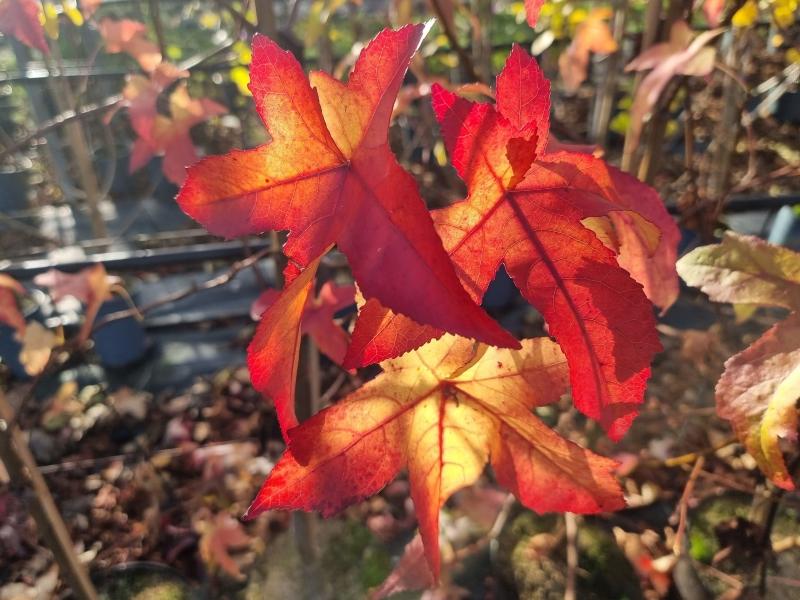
[689,494,751,563]
[496,512,642,600]
[98,571,192,600]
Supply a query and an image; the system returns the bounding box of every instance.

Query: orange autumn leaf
[97,18,161,72]
[251,279,355,367]
[347,46,672,440]
[245,335,625,577]
[247,256,323,437]
[34,264,119,343]
[113,62,189,140]
[129,83,226,185]
[0,274,26,336]
[559,8,618,92]
[177,23,516,353]
[0,0,49,53]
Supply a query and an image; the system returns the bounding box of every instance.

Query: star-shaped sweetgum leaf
[130,83,226,185]
[346,46,673,440]
[245,335,624,577]
[177,23,516,352]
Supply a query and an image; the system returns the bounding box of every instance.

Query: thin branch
[148,0,168,57]
[673,456,705,555]
[429,0,480,82]
[91,244,277,332]
[0,95,122,163]
[565,513,578,600]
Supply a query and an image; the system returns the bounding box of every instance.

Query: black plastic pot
[92,297,148,368]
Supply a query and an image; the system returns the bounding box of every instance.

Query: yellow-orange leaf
[245,335,625,576]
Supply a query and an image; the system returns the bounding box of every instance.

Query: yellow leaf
[19,322,61,376]
[433,140,447,167]
[609,111,630,135]
[568,7,588,31]
[198,11,221,29]
[248,335,625,576]
[732,0,758,28]
[230,65,251,96]
[166,45,183,61]
[63,1,83,27]
[733,303,758,323]
[774,3,797,28]
[40,2,59,40]
[233,40,252,65]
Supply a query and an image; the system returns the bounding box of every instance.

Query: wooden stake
[0,391,98,600]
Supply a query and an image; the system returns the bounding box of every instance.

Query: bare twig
[565,513,578,600]
[430,0,480,82]
[148,0,168,56]
[664,436,738,467]
[673,456,705,555]
[91,244,277,332]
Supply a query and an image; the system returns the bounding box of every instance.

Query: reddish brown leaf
[248,256,324,437]
[372,533,433,599]
[197,512,253,580]
[624,21,722,155]
[524,0,546,27]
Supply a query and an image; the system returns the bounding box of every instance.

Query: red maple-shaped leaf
[177,24,516,352]
[347,46,668,440]
[97,18,161,72]
[111,62,189,138]
[251,278,355,366]
[524,0,546,27]
[0,0,49,54]
[0,274,26,336]
[129,83,226,185]
[245,335,624,577]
